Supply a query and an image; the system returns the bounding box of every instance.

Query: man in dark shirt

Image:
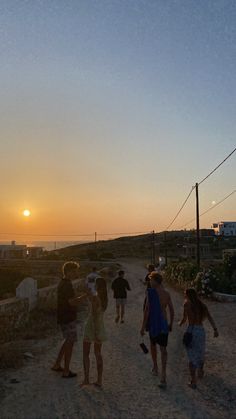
[52,261,80,378]
[111,270,131,324]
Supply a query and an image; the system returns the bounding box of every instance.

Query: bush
[165,261,198,288]
[0,268,31,299]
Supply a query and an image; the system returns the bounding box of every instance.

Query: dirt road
[0,260,236,419]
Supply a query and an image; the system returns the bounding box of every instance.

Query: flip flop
[151,368,158,376]
[51,366,63,372]
[93,382,102,389]
[158,381,167,389]
[62,371,77,378]
[188,382,197,389]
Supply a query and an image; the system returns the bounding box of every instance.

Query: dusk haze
[1,2,236,418]
[0,0,235,241]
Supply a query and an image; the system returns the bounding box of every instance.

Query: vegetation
[165,256,236,296]
[0,267,31,299]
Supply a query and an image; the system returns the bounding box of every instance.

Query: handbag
[183,326,194,348]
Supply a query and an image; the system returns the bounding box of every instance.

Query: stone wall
[212,291,236,303]
[0,278,87,340]
[0,297,29,341]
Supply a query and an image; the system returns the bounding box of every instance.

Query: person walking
[179,287,219,389]
[140,271,174,388]
[111,270,131,324]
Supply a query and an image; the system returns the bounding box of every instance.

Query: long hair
[185,288,208,321]
[96,277,108,312]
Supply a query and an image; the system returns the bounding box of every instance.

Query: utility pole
[151,230,155,265]
[95,232,97,243]
[164,231,168,266]
[196,182,200,271]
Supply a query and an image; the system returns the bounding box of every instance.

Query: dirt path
[1,260,236,419]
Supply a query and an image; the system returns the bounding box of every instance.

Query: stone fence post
[16,277,38,311]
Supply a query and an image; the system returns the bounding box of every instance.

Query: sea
[0,241,89,251]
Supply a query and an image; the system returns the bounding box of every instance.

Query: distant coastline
[0,241,89,251]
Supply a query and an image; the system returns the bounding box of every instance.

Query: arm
[126,280,131,291]
[206,308,219,337]
[69,293,88,306]
[179,303,188,326]
[167,295,174,331]
[69,288,92,306]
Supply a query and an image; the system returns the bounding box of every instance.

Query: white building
[0,241,44,259]
[212,222,236,236]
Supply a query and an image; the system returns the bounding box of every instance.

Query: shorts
[61,320,77,343]
[116,298,127,307]
[150,333,168,347]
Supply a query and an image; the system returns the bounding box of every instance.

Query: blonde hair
[62,261,80,278]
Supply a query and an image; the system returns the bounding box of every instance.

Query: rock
[23,352,34,359]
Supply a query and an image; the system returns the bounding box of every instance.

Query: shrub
[0,268,31,299]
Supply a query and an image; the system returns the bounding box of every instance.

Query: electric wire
[179,189,236,229]
[198,147,236,186]
[165,186,195,231]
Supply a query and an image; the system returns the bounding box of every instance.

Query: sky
[0,0,235,241]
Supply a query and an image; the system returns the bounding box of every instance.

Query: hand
[214,329,219,338]
[178,321,183,327]
[140,327,145,337]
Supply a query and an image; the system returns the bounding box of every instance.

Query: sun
[23,209,31,217]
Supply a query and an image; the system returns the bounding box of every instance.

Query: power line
[164,147,236,231]
[179,189,236,229]
[165,186,195,231]
[199,189,236,217]
[0,233,95,237]
[0,230,150,238]
[198,147,236,186]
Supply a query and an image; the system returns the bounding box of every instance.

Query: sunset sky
[0,1,235,241]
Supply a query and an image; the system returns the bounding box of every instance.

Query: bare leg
[198,361,205,379]
[63,340,75,376]
[189,362,197,387]
[160,347,167,383]
[52,340,66,370]
[115,304,120,323]
[81,340,91,386]
[150,342,158,374]
[120,305,125,322]
[94,342,103,387]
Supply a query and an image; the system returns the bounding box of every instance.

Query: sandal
[93,382,102,388]
[151,368,158,376]
[62,371,77,378]
[158,381,167,389]
[188,382,197,389]
[51,366,63,372]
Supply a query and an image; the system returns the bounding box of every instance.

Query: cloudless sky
[0,0,235,239]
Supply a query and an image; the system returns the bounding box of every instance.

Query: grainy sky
[0,0,235,239]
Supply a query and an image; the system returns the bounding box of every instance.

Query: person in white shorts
[86,267,99,295]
